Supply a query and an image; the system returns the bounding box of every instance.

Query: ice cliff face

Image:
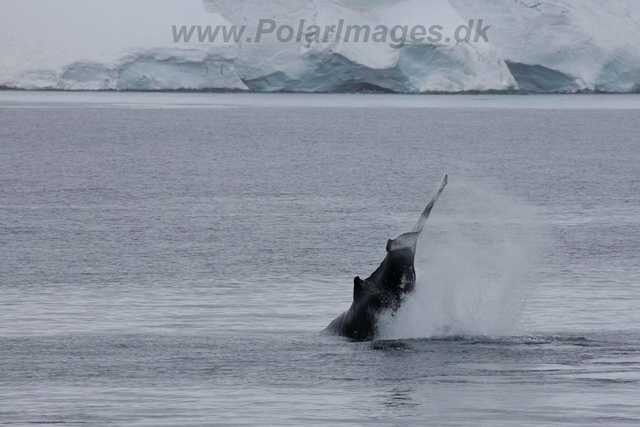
[450,0,640,93]
[6,48,246,91]
[0,0,246,91]
[205,0,515,93]
[2,0,640,93]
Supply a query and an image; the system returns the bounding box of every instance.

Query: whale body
[326,176,448,341]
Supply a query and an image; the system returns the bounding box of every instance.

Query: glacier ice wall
[2,0,640,92]
[9,49,246,91]
[207,0,516,93]
[450,0,640,93]
[0,0,245,91]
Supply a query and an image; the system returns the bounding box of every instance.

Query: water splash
[378,179,549,339]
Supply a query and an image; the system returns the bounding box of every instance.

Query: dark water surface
[1,93,639,426]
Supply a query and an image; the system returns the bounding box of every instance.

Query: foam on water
[378,179,550,339]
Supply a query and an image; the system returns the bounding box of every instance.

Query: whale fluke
[413,175,448,234]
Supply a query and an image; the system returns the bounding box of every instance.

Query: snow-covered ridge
[1,0,640,93]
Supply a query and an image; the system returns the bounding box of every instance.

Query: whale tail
[365,175,449,291]
[412,175,448,235]
[384,175,449,257]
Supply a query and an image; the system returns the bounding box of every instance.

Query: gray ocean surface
[1,92,639,426]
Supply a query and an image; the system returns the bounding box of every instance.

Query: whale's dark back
[325,232,420,340]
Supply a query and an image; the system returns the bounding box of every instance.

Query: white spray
[378,178,549,339]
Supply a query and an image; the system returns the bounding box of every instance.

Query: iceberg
[1,0,640,93]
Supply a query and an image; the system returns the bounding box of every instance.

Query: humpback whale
[326,176,448,341]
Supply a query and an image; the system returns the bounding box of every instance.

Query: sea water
[1,92,639,426]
